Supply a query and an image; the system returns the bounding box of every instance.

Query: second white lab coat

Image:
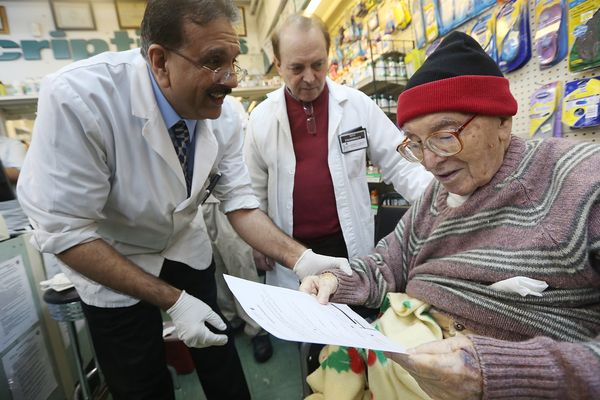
[244,78,432,288]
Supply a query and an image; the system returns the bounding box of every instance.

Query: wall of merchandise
[323,0,600,142]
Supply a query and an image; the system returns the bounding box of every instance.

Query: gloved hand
[166,290,228,348]
[292,249,352,280]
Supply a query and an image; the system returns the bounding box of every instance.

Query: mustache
[208,85,232,95]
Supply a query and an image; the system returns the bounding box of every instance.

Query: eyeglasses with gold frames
[164,46,248,83]
[396,115,477,162]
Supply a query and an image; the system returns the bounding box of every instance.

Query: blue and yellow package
[563,77,600,128]
[495,0,531,73]
[436,0,455,35]
[422,0,439,43]
[470,9,498,62]
[568,0,600,72]
[381,0,411,32]
[529,81,563,138]
[410,0,427,48]
[396,0,412,30]
[435,0,494,36]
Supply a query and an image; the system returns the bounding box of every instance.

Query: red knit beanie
[397,32,518,127]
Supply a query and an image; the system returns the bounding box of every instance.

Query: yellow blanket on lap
[306,293,443,400]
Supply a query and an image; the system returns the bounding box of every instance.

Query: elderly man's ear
[498,116,513,142]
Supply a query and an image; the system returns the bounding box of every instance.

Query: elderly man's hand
[386,336,483,400]
[299,273,339,304]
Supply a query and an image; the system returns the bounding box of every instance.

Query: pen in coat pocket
[201,173,221,204]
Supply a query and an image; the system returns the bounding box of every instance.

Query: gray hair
[271,14,330,60]
[140,0,239,59]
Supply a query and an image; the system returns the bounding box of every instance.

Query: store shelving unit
[0,95,38,118]
[0,95,38,137]
[0,84,282,137]
[354,77,406,97]
[231,84,281,100]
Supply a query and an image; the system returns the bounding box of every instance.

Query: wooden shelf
[231,85,280,100]
[0,87,283,120]
[354,78,406,97]
[0,95,38,120]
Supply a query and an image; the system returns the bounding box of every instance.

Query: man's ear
[498,116,513,142]
[274,57,282,75]
[147,44,170,88]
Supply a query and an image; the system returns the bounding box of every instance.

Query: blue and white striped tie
[170,120,191,195]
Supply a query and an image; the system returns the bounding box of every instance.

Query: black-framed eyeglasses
[302,102,317,135]
[396,115,477,162]
[163,46,248,83]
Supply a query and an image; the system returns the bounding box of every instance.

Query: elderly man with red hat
[301,31,600,399]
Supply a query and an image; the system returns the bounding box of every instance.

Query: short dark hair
[140,0,239,59]
[271,14,330,61]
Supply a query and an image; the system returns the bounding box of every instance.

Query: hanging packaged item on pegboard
[410,0,427,48]
[470,9,498,62]
[568,0,600,72]
[534,0,568,68]
[496,0,532,73]
[529,81,563,138]
[562,76,600,128]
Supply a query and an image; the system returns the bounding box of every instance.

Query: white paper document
[224,275,405,353]
[0,255,39,353]
[2,327,58,400]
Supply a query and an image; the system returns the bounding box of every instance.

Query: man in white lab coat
[17,1,350,399]
[244,14,433,290]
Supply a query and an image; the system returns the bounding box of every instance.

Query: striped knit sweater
[332,136,600,399]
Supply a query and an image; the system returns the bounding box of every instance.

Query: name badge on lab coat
[338,127,368,153]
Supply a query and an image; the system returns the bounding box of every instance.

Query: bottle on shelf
[370,188,379,205]
[379,94,389,110]
[374,58,386,81]
[398,60,407,79]
[386,58,397,79]
[387,94,397,113]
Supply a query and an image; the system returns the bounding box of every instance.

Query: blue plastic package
[496,0,532,73]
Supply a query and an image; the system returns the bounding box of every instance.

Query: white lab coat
[17,49,259,307]
[244,78,432,288]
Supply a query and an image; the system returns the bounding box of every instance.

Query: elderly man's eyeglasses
[396,115,477,162]
[164,46,248,83]
[302,102,317,135]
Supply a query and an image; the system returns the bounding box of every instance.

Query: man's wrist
[161,287,183,311]
[285,245,309,269]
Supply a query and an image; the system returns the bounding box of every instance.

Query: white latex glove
[292,249,352,280]
[166,290,228,348]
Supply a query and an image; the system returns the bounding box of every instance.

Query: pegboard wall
[458,1,600,143]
